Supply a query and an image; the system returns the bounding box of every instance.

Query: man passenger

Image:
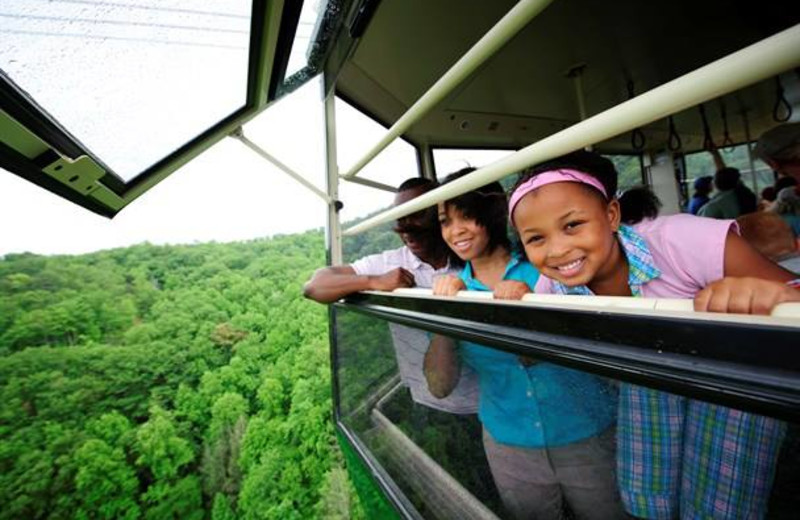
[304,177,479,414]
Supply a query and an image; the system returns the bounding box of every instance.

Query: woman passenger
[424,168,624,520]
[507,150,799,519]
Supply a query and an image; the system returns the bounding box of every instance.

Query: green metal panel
[0,111,49,158]
[336,429,401,520]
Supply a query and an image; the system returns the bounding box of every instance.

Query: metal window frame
[334,294,800,422]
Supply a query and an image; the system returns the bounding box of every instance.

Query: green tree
[74,439,140,520]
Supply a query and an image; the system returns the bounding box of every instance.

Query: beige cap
[754,122,800,162]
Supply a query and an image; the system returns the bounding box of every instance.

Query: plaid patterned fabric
[551,224,786,519]
[681,402,786,519]
[617,386,684,519]
[551,224,661,296]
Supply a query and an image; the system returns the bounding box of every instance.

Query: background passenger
[304,177,479,414]
[688,176,712,215]
[425,170,623,520]
[759,186,777,211]
[508,150,799,519]
[769,183,800,237]
[697,167,757,218]
[618,185,662,224]
[737,212,800,273]
[754,122,800,185]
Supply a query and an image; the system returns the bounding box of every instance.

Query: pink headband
[508,169,608,225]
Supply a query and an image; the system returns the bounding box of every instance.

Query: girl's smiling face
[438,203,491,262]
[512,182,622,288]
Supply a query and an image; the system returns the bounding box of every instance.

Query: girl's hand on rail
[494,280,531,300]
[433,275,466,296]
[368,268,415,291]
[694,277,800,315]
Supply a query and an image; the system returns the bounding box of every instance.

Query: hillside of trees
[1,224,399,519]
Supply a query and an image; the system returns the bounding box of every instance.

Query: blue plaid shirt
[458,253,617,448]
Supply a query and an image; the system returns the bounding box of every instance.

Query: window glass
[0,0,252,182]
[334,309,799,520]
[433,149,514,177]
[334,309,502,518]
[244,76,326,190]
[605,155,643,193]
[284,1,319,78]
[433,148,515,188]
[336,98,418,223]
[684,144,772,204]
[276,0,348,98]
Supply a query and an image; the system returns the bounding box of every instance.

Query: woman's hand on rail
[369,268,415,291]
[494,280,531,300]
[694,277,800,315]
[433,274,466,296]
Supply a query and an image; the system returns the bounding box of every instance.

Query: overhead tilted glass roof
[0,0,252,182]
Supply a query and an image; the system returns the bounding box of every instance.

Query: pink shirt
[534,214,736,298]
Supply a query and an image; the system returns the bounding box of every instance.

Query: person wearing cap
[303,177,479,414]
[755,122,800,185]
[688,175,713,214]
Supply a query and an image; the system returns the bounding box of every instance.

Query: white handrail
[340,0,556,179]
[343,24,800,236]
[377,288,800,325]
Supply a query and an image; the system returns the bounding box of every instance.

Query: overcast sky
[0,1,510,257]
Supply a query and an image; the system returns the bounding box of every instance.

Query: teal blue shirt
[458,253,617,448]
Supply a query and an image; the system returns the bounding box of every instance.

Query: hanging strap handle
[718,99,734,151]
[626,79,646,150]
[667,116,682,152]
[699,104,715,151]
[773,77,793,123]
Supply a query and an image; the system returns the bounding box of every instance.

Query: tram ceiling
[334,0,800,153]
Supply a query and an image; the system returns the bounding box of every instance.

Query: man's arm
[710,146,726,171]
[303,265,415,303]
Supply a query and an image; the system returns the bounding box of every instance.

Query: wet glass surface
[0,0,252,182]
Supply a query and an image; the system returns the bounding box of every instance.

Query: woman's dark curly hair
[510,150,618,203]
[441,167,511,254]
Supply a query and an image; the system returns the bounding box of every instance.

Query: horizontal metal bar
[380,288,800,324]
[341,0,556,179]
[231,128,333,204]
[341,175,398,193]
[343,24,800,235]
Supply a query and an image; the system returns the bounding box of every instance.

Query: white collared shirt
[350,245,452,287]
[349,246,479,414]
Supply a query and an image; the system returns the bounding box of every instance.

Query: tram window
[333,308,800,519]
[433,149,515,182]
[284,1,322,79]
[605,155,644,193]
[336,99,418,223]
[334,308,502,519]
[683,144,773,201]
[0,0,251,182]
[244,77,326,188]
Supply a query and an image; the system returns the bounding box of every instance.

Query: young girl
[425,169,625,520]
[507,150,800,519]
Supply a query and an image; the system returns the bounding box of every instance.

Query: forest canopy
[1,225,397,519]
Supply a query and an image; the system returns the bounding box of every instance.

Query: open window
[0,0,355,217]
